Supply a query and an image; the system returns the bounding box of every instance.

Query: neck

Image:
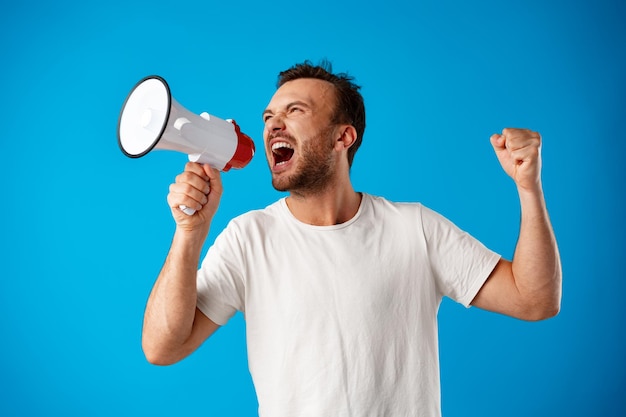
[286,179,362,226]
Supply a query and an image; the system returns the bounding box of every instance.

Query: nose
[265,112,286,133]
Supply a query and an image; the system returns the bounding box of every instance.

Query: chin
[271,176,291,192]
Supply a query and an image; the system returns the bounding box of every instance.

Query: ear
[334,125,358,151]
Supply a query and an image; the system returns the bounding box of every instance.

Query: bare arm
[142,163,223,365]
[471,128,562,321]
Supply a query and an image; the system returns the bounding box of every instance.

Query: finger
[169,183,208,211]
[202,165,223,196]
[490,133,505,150]
[501,128,539,141]
[508,144,540,164]
[170,181,209,204]
[176,171,211,195]
[503,131,541,153]
[167,190,203,213]
[165,169,209,213]
[184,162,210,180]
[502,127,533,136]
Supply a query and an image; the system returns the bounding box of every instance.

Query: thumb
[490,133,505,151]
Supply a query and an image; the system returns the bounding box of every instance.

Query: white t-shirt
[197,194,500,417]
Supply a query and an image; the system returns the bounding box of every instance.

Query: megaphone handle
[177,113,218,216]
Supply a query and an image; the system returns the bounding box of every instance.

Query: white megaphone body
[118,75,255,215]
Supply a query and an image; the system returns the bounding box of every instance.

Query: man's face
[262,78,341,193]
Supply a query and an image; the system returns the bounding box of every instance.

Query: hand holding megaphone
[176,112,232,216]
[118,76,255,215]
[169,161,221,219]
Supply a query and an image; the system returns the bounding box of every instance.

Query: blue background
[1,0,624,415]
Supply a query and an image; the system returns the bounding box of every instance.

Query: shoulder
[206,199,286,258]
[362,193,460,233]
[362,193,427,219]
[219,199,287,239]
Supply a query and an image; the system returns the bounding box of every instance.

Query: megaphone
[118,75,255,215]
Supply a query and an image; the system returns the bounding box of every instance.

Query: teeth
[271,141,293,151]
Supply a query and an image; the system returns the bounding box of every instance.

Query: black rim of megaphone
[117,75,171,158]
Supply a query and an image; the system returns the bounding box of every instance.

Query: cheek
[262,128,272,147]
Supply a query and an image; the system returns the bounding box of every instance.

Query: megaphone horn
[117,75,255,215]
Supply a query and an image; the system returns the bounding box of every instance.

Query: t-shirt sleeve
[420,205,501,307]
[196,221,246,326]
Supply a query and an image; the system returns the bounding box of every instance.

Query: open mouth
[272,141,294,166]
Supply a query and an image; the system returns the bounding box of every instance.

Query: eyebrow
[262,100,311,118]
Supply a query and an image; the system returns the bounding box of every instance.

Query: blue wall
[1,0,624,415]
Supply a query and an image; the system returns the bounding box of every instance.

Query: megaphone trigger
[173,117,191,130]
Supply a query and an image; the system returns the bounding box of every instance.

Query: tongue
[274,147,294,164]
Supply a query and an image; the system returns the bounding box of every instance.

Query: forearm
[142,228,207,362]
[512,186,562,318]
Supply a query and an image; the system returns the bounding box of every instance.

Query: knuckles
[176,171,194,183]
[502,128,542,151]
[169,176,197,196]
[502,128,541,141]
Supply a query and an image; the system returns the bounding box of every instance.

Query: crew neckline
[278,193,367,231]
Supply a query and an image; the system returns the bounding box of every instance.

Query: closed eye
[262,101,309,123]
[262,109,275,123]
[286,102,309,116]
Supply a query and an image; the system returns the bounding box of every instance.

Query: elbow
[545,297,562,319]
[520,295,561,322]
[144,350,177,366]
[519,272,562,322]
[523,303,560,322]
[142,338,181,366]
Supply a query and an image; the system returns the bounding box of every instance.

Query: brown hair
[277,60,366,167]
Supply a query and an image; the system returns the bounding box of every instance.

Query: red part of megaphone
[223,119,255,171]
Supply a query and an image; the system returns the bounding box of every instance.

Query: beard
[271,124,337,194]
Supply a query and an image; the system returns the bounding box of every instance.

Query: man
[142,61,562,416]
